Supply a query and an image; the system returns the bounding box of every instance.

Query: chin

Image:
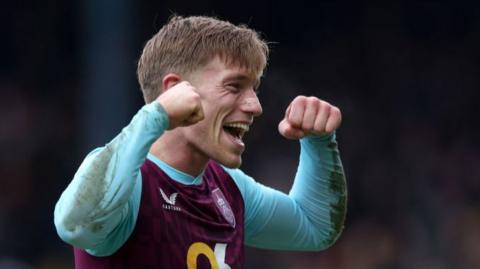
[216,155,242,169]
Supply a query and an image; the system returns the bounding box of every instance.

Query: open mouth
[223,122,250,141]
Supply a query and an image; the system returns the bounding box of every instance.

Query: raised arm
[226,96,347,250]
[53,81,203,256]
[53,101,169,255]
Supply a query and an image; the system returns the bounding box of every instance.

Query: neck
[149,129,209,177]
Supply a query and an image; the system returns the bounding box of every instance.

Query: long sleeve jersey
[54,101,347,257]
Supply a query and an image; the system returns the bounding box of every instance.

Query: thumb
[182,101,205,126]
[278,118,305,140]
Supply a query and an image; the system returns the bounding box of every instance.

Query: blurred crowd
[1,2,479,269]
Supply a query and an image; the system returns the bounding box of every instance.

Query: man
[54,15,347,268]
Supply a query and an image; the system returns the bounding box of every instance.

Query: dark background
[1,1,479,268]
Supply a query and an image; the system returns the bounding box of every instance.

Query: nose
[241,90,263,117]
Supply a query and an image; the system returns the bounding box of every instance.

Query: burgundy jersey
[74,159,245,268]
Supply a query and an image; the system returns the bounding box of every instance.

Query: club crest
[212,188,236,228]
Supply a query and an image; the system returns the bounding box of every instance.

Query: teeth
[223,122,250,132]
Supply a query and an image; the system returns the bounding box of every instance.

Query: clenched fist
[156,81,204,130]
[278,96,342,140]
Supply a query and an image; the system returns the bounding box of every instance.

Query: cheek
[198,100,234,133]
[189,116,217,140]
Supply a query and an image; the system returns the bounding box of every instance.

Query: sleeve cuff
[144,101,170,131]
[301,132,336,143]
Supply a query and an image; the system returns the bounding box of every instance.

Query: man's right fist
[156,81,204,130]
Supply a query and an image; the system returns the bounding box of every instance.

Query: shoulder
[214,163,261,200]
[208,162,254,185]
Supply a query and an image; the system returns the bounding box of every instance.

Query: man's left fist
[278,96,342,140]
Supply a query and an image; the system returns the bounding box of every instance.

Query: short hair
[137,15,270,103]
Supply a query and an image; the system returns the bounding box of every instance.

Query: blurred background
[1,1,479,268]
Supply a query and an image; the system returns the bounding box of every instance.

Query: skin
[151,56,342,176]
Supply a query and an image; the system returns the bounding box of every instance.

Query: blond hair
[137,15,269,103]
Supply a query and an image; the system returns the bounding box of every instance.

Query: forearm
[54,102,169,253]
[289,133,347,248]
[237,133,346,250]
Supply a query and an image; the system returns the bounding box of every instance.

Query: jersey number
[187,242,231,269]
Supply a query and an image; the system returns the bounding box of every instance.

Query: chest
[128,160,245,268]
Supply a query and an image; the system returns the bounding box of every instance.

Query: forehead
[199,57,262,84]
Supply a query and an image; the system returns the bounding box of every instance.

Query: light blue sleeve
[53,102,169,256]
[224,133,347,251]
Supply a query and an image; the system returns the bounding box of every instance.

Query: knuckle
[305,97,316,107]
[191,92,200,101]
[320,100,331,108]
[318,102,329,114]
[296,95,307,100]
[294,95,307,104]
[332,106,341,117]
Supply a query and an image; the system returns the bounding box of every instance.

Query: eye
[225,83,241,93]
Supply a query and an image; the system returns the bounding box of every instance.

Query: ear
[162,73,181,91]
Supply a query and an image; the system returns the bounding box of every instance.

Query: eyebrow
[224,74,261,89]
